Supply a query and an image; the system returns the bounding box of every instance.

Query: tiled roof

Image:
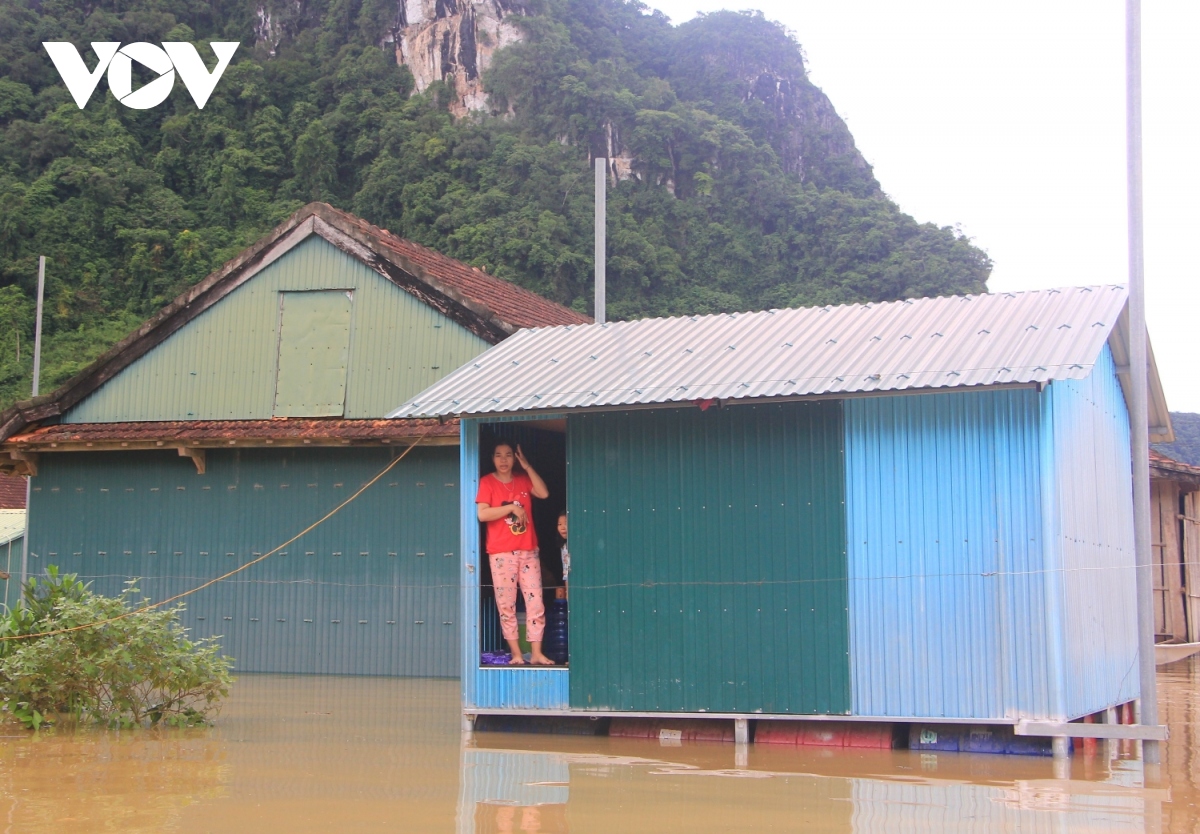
[323,206,588,330]
[0,473,26,508]
[0,203,585,446]
[1150,449,1200,481]
[8,419,457,447]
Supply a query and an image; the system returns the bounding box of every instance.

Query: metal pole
[1126,0,1160,765]
[594,158,606,325]
[32,255,45,396]
[20,256,45,596]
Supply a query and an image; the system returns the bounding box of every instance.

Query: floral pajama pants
[490,549,545,642]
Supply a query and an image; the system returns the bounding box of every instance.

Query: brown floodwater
[1,658,1197,833]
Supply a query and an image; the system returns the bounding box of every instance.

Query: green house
[0,203,585,676]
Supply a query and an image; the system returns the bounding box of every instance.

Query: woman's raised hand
[515,444,533,471]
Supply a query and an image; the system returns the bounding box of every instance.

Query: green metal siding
[26,448,461,676]
[567,402,850,714]
[273,290,353,416]
[65,236,490,422]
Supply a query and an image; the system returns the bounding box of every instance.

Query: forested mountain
[0,0,991,409]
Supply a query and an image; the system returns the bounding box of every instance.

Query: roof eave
[1107,303,1174,443]
[400,380,1047,421]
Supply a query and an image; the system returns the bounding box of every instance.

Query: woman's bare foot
[508,654,526,665]
[529,651,554,666]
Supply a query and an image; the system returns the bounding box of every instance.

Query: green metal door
[567,402,849,714]
[274,290,353,417]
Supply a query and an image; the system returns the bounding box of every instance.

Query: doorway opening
[477,420,568,668]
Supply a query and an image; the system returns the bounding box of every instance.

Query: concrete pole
[594,158,606,325]
[32,255,45,397]
[20,255,46,596]
[1126,0,1160,765]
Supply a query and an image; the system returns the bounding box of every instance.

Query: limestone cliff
[388,0,525,118]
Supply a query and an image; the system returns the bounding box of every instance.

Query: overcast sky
[648,0,1200,413]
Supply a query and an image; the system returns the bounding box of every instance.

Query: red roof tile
[1150,449,1200,479]
[8,419,458,446]
[0,473,26,508]
[323,206,589,330]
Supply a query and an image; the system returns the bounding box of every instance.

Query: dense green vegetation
[1155,413,1200,467]
[0,0,991,409]
[0,567,233,729]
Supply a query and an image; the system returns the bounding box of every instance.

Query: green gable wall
[566,402,850,715]
[65,235,490,422]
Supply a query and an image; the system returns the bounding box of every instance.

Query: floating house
[394,285,1174,734]
[0,203,585,675]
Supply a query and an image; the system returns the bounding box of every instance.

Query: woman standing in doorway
[476,441,553,665]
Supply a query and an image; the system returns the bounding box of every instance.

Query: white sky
[648,0,1200,413]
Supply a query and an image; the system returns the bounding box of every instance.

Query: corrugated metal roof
[393,286,1170,435]
[0,509,25,546]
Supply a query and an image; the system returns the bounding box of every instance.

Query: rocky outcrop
[387,0,525,118]
[744,71,875,190]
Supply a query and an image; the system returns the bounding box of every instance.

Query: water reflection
[461,736,1165,833]
[0,659,1195,832]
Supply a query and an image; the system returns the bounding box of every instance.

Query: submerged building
[394,285,1174,734]
[0,203,585,676]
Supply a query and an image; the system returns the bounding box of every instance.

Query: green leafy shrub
[0,566,234,729]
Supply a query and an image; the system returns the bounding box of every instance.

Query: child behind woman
[555,512,570,600]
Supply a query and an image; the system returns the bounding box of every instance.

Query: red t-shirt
[475,473,539,553]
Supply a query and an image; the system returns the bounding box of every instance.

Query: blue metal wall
[28,447,460,677]
[844,388,1053,720]
[1040,344,1139,717]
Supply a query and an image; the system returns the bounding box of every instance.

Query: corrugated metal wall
[1040,344,1139,718]
[27,447,460,676]
[66,235,489,422]
[844,389,1053,720]
[566,402,850,714]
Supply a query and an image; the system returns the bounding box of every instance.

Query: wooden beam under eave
[7,449,37,476]
[177,446,206,475]
[0,451,34,477]
[1,436,460,454]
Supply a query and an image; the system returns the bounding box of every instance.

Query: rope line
[0,428,434,642]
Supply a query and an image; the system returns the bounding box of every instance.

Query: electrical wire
[0,427,433,642]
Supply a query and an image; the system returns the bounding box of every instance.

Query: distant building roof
[0,203,586,465]
[1150,449,1200,487]
[0,474,25,509]
[0,509,24,547]
[392,285,1172,441]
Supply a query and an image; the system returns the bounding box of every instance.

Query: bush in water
[0,566,233,729]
